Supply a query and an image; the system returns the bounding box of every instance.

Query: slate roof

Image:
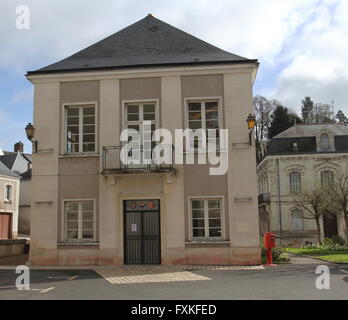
[265,124,348,156]
[20,168,32,180]
[0,161,19,178]
[267,137,317,155]
[27,14,257,75]
[273,123,348,138]
[0,152,32,177]
[0,153,18,171]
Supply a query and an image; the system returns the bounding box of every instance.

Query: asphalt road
[0,263,347,300]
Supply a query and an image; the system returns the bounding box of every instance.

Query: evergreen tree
[336,110,348,126]
[268,105,301,139]
[301,96,314,124]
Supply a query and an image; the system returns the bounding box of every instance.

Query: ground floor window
[292,209,304,231]
[190,198,222,240]
[64,200,95,241]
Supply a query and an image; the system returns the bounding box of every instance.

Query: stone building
[0,161,20,239]
[0,142,32,235]
[257,123,348,246]
[26,15,260,266]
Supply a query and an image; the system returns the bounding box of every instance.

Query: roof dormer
[316,130,335,152]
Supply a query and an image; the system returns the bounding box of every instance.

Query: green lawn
[286,248,348,263]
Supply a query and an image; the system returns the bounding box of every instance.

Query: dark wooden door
[0,213,11,239]
[124,200,161,264]
[323,214,338,239]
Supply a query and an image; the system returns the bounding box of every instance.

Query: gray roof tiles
[27,15,257,75]
[0,154,17,171]
[0,161,19,178]
[273,124,348,138]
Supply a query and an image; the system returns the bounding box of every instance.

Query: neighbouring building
[0,142,32,235]
[257,123,348,246]
[26,15,260,266]
[0,160,20,239]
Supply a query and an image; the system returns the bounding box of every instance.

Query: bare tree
[293,184,332,244]
[253,96,277,142]
[308,103,335,124]
[328,174,348,244]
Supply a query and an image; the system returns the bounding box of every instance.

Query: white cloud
[269,0,348,113]
[0,0,347,116]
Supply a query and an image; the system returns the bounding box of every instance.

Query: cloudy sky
[0,0,347,151]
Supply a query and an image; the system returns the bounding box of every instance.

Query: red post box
[264,232,276,266]
[264,232,276,249]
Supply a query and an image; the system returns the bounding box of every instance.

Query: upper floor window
[320,133,330,151]
[191,198,222,239]
[292,209,304,231]
[125,102,157,139]
[124,102,158,164]
[65,105,96,153]
[187,100,220,148]
[64,200,95,241]
[289,172,302,194]
[4,185,12,202]
[321,170,334,187]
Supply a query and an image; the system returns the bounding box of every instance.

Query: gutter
[26,59,259,77]
[276,157,283,246]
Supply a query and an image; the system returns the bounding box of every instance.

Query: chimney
[14,141,24,153]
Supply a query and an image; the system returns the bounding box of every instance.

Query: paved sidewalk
[288,253,330,264]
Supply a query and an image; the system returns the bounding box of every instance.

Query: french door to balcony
[124,102,157,170]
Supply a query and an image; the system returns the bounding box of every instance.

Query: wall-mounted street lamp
[25,122,38,153]
[246,114,256,145]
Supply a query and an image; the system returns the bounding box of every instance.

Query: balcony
[102,145,175,174]
[258,193,271,204]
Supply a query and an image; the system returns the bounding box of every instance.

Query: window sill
[4,200,12,204]
[58,241,99,247]
[59,153,100,158]
[185,240,230,248]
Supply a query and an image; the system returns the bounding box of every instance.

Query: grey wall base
[0,239,28,257]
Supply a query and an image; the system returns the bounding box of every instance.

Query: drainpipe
[276,158,283,246]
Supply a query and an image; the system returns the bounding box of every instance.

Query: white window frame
[184,97,223,152]
[188,196,225,241]
[122,99,160,137]
[320,133,330,151]
[292,209,304,231]
[63,102,98,154]
[321,170,334,187]
[289,171,302,194]
[4,184,12,202]
[62,198,96,242]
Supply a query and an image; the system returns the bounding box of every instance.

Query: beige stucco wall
[18,178,31,234]
[30,81,60,265]
[58,157,99,242]
[223,72,260,264]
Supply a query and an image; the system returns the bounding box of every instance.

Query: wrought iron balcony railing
[102,145,175,174]
[258,193,271,204]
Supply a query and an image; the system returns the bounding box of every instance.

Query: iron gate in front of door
[124,199,161,264]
